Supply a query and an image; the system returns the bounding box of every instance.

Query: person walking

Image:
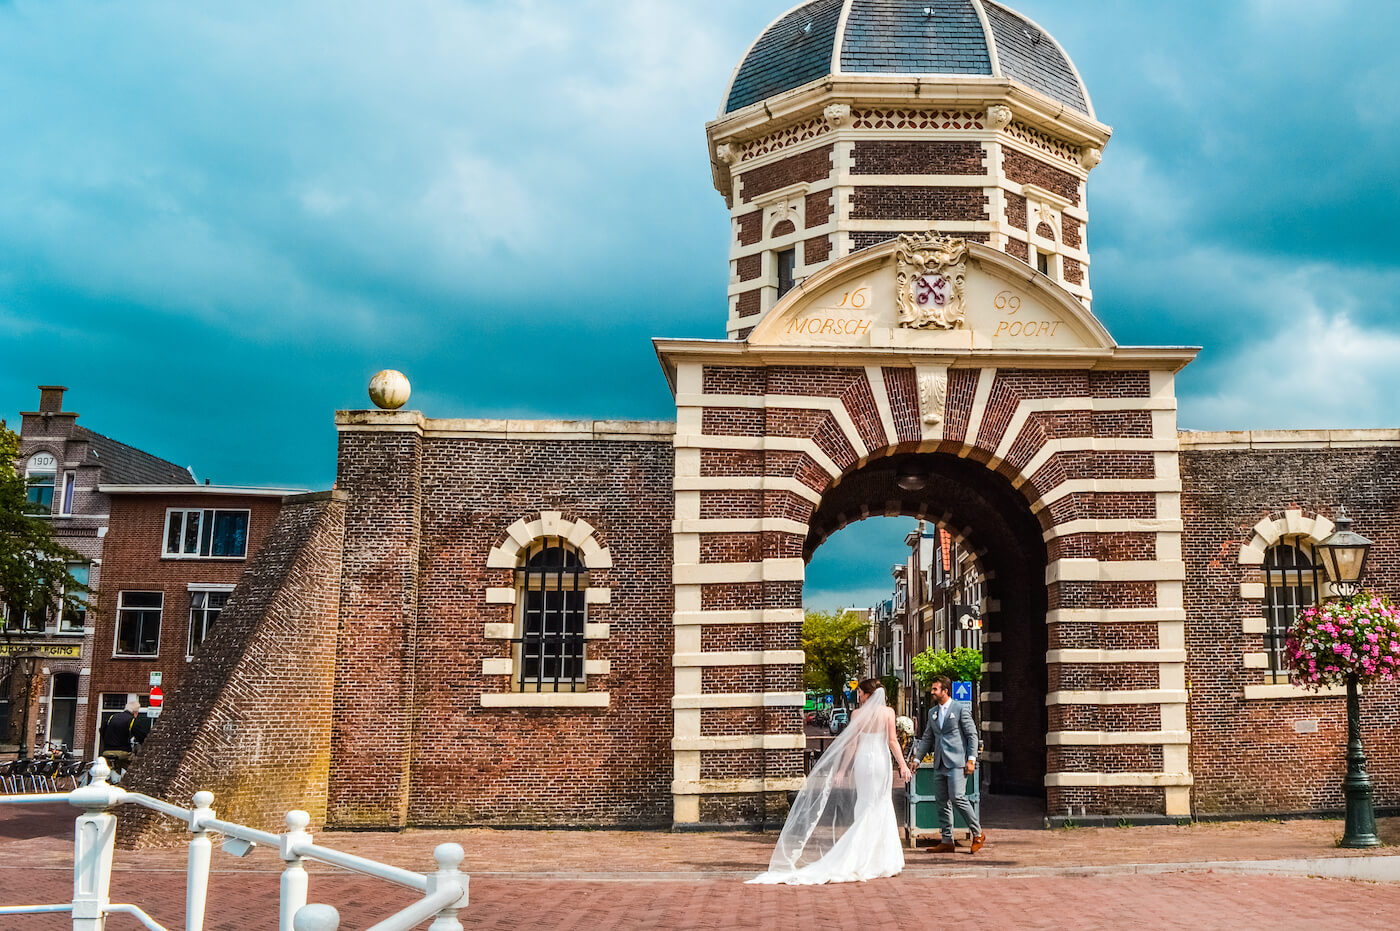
[99,698,147,774]
[908,675,985,853]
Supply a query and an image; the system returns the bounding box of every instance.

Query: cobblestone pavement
[4,803,1399,929]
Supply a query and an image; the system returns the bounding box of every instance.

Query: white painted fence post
[279,810,313,931]
[70,758,120,931]
[425,843,469,931]
[185,790,215,931]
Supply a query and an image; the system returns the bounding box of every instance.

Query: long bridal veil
[755,687,891,878]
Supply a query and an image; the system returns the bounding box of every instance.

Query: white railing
[0,758,469,930]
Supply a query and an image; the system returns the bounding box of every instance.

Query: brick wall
[1181,446,1400,814]
[88,492,283,737]
[850,186,989,221]
[123,493,345,845]
[738,145,834,203]
[332,430,676,827]
[851,141,986,175]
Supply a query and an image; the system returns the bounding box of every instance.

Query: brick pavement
[4,803,1400,929]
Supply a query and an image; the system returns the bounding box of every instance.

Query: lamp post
[13,649,45,760]
[1314,508,1380,848]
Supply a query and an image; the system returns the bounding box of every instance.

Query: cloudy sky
[3,1,1397,610]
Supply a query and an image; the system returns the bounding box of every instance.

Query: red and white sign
[148,686,164,716]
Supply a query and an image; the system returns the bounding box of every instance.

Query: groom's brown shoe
[929,841,957,852]
[970,833,987,854]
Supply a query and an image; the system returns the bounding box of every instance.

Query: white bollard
[426,843,469,931]
[186,791,215,931]
[293,903,341,931]
[279,810,313,931]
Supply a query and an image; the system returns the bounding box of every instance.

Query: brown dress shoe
[929,841,957,852]
[970,833,987,854]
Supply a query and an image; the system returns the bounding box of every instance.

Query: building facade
[4,386,195,755]
[122,0,1400,836]
[85,486,287,752]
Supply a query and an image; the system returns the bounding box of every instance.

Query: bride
[748,679,910,884]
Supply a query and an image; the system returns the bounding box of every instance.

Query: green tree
[911,646,983,689]
[802,608,869,704]
[0,423,88,623]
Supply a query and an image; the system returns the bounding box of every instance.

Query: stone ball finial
[286,809,312,831]
[368,370,411,410]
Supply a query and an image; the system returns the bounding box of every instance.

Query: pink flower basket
[1286,592,1400,690]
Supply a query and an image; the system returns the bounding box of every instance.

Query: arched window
[1263,539,1322,683]
[515,539,589,692]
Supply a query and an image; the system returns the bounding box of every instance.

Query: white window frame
[162,508,252,560]
[24,452,57,516]
[59,562,89,635]
[186,583,235,659]
[114,590,163,658]
[60,472,77,516]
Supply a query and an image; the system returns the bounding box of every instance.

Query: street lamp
[1314,508,1380,848]
[13,649,45,760]
[1315,507,1372,599]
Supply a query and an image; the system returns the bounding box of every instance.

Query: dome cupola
[708,0,1111,340]
[723,0,1092,119]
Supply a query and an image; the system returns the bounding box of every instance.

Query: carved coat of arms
[896,234,969,330]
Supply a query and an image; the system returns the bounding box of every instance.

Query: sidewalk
[3,803,1398,929]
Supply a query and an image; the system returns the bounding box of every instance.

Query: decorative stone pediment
[746,238,1115,352]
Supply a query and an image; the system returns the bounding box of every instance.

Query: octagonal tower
[708,0,1111,339]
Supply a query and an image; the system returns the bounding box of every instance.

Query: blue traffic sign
[952,680,973,702]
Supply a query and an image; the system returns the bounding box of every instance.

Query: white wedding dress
[748,690,904,884]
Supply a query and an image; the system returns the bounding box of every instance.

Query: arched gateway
[125,1,1400,842]
[658,236,1195,825]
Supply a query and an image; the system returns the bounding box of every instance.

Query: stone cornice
[334,410,675,441]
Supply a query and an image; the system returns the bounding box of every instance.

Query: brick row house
[5,386,295,756]
[101,0,1400,838]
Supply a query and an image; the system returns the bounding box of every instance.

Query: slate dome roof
[722,0,1093,118]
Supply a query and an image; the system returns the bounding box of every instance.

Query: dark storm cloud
[2,1,1397,605]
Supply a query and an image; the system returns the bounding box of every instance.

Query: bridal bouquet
[1285,592,1400,689]
[896,715,915,737]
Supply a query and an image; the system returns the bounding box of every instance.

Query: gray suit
[909,698,981,840]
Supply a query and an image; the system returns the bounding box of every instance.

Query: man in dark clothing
[99,698,148,769]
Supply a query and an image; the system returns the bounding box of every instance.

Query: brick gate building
[128,0,1400,838]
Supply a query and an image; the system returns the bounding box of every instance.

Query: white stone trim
[585,587,612,605]
[480,692,610,708]
[1244,682,1347,700]
[1045,772,1193,788]
[1042,518,1183,541]
[1241,617,1267,635]
[674,434,842,480]
[673,559,805,585]
[678,392,870,460]
[961,368,997,452]
[1046,608,1187,624]
[1242,652,1270,670]
[1047,649,1187,664]
[673,518,810,536]
[1047,730,1191,746]
[485,588,516,605]
[1045,559,1186,583]
[1013,437,1179,490]
[865,365,900,448]
[672,650,806,667]
[672,777,805,795]
[1046,689,1188,705]
[673,608,804,626]
[672,692,806,709]
[674,474,824,506]
[1030,478,1182,513]
[1179,429,1400,450]
[481,658,513,676]
[671,734,806,752]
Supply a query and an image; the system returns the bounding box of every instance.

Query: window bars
[513,539,588,692]
[1263,540,1322,683]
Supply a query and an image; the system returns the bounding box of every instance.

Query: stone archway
[659,237,1196,827]
[807,450,1048,796]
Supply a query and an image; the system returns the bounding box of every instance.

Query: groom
[908,675,985,853]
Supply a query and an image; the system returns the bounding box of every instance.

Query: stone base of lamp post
[1341,674,1381,848]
